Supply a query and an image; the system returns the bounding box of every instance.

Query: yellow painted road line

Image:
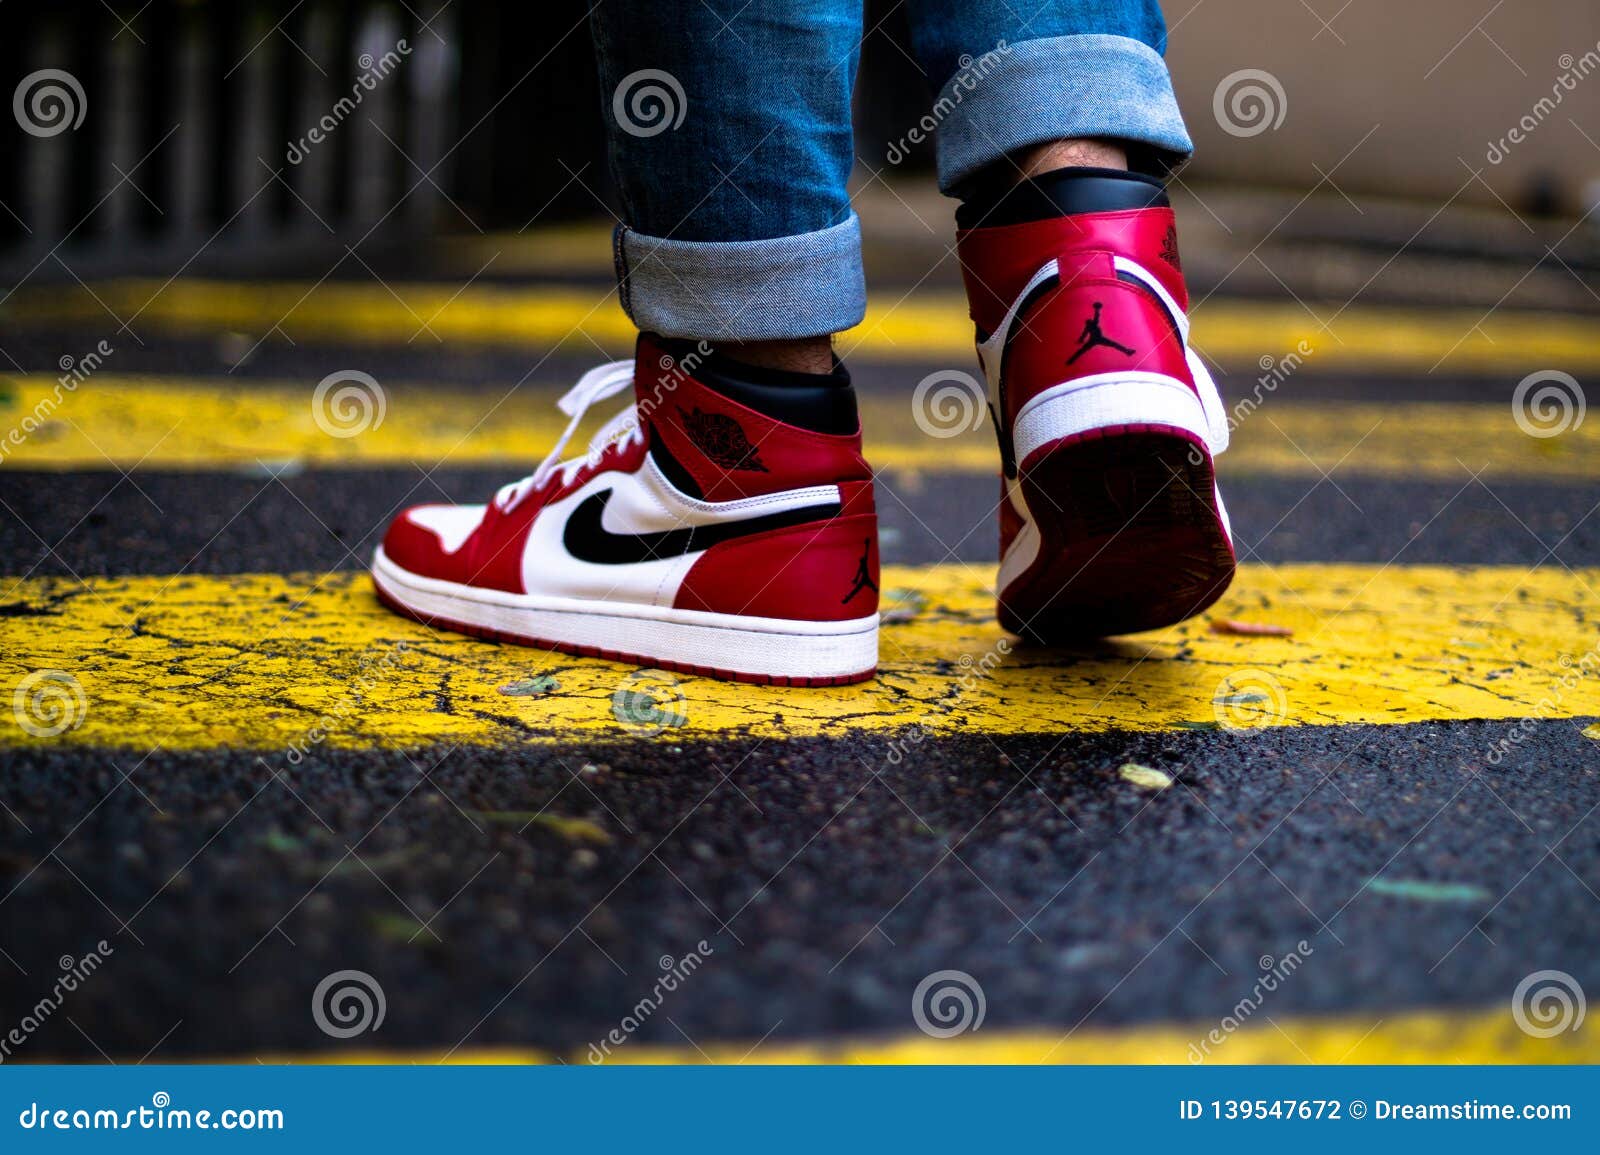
[2,375,1594,481]
[250,1004,1600,1064]
[445,225,616,278]
[3,565,1596,750]
[7,278,1599,373]
[601,1003,1600,1064]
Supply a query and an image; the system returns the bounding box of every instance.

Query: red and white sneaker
[956,171,1235,642]
[371,337,880,684]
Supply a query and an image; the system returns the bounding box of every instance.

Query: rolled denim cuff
[613,214,867,341]
[936,34,1193,197]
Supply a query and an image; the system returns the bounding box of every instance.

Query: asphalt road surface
[2,296,1598,1065]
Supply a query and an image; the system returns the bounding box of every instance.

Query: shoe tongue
[956,166,1168,230]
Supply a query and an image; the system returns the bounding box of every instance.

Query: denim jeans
[590,1,1191,342]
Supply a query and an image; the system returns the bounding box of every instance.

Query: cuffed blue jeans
[590,1,1192,342]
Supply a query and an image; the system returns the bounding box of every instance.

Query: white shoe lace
[494,360,641,513]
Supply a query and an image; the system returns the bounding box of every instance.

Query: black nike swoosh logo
[562,489,841,566]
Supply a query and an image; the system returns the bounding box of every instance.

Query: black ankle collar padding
[957,166,1168,229]
[654,338,858,436]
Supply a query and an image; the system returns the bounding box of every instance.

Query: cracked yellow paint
[2,375,1596,481]
[262,1002,1600,1064]
[2,565,1596,751]
[7,278,1599,373]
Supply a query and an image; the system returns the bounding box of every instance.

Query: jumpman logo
[841,538,877,604]
[1066,302,1136,364]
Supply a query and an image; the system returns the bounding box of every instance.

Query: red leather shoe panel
[674,511,879,622]
[957,206,1187,337]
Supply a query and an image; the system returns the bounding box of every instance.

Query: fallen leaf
[1210,619,1293,637]
[499,675,560,697]
[367,913,440,944]
[469,811,613,845]
[1366,877,1490,904]
[531,814,613,845]
[1119,763,1173,790]
[609,671,688,731]
[1214,691,1271,706]
[1583,723,1600,740]
[1060,943,1119,970]
[324,848,416,878]
[880,588,929,624]
[469,810,543,824]
[236,459,304,480]
[258,830,303,854]
[610,685,687,729]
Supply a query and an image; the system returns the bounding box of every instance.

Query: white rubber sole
[371,546,879,683]
[1012,371,1211,467]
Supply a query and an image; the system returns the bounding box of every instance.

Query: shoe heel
[1000,428,1235,641]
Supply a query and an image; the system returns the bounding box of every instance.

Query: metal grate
[1,0,609,281]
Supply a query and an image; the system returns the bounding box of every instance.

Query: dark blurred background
[3,0,1597,285]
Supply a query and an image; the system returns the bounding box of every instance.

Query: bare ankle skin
[1011,139,1129,183]
[718,337,836,375]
